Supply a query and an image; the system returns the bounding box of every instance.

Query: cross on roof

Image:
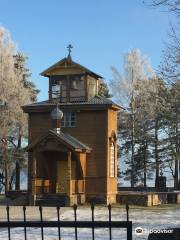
[67,44,73,59]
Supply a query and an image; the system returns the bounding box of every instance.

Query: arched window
[110,142,115,177]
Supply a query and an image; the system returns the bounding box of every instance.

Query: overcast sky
[0,0,172,101]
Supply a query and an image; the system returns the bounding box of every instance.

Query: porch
[27,130,91,206]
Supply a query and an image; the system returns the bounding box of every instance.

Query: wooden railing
[32,178,51,194]
[71,180,85,194]
[32,179,85,194]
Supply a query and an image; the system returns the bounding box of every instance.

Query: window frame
[61,112,76,127]
[109,142,115,178]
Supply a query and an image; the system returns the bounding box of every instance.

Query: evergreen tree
[98,79,112,98]
[163,81,180,188]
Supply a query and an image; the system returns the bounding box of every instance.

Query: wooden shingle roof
[27,130,92,153]
[23,95,122,111]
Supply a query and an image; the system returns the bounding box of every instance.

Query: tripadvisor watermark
[135,227,174,236]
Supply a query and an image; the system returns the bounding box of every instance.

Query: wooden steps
[36,194,66,206]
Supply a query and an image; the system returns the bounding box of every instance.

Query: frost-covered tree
[146,0,180,83]
[149,0,180,15]
[111,49,155,108]
[110,49,155,187]
[111,47,179,188]
[0,26,38,191]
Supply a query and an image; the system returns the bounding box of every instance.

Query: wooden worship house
[23,46,120,206]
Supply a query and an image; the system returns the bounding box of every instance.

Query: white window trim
[109,142,115,177]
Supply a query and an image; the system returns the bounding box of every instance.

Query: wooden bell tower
[23,46,121,205]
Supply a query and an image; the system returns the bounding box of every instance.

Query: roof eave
[111,104,123,111]
[23,104,122,114]
[74,148,91,153]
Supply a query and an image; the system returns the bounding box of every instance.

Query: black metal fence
[0,204,132,240]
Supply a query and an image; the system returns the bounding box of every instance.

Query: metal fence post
[23,206,27,240]
[73,204,78,240]
[108,204,112,240]
[127,222,132,240]
[57,206,61,240]
[6,205,11,240]
[126,203,129,222]
[91,203,95,240]
[39,206,44,240]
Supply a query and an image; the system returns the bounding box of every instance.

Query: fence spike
[126,203,129,221]
[23,206,27,240]
[108,204,112,240]
[91,203,95,240]
[73,204,78,240]
[39,205,44,240]
[108,204,111,215]
[6,205,11,240]
[91,202,95,210]
[57,206,61,240]
[73,204,77,211]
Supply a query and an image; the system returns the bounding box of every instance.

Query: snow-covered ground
[0,205,180,240]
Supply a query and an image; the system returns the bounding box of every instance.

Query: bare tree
[160,22,180,83]
[145,0,180,83]
[111,49,155,107]
[149,0,180,15]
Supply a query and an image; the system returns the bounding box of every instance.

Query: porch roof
[26,130,92,153]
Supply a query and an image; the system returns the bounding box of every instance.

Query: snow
[0,206,180,239]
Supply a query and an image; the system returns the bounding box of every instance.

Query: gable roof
[27,130,92,153]
[40,57,103,79]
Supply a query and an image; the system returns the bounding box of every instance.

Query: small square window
[62,112,76,127]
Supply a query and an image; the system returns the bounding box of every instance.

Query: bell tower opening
[41,45,102,104]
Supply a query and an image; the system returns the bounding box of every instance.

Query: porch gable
[26,130,92,153]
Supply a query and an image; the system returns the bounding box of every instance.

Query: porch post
[31,153,36,206]
[67,151,72,204]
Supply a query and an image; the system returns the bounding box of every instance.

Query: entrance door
[56,161,68,193]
